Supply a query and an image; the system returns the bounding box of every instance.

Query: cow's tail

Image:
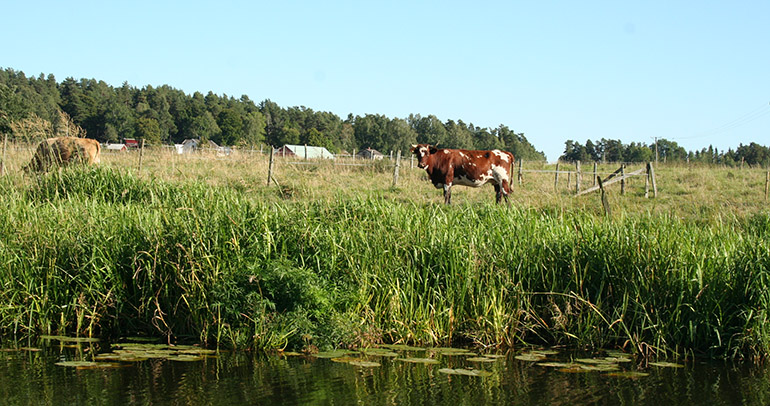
[93,141,102,164]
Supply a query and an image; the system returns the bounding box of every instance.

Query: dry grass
[3,142,768,220]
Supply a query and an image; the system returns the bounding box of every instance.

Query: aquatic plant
[0,164,768,360]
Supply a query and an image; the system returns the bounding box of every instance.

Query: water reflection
[0,342,768,405]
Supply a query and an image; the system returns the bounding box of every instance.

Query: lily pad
[466,357,498,363]
[558,367,595,373]
[312,350,358,359]
[55,361,100,368]
[606,350,633,358]
[579,364,620,372]
[396,357,440,364]
[40,335,100,343]
[438,368,493,377]
[532,349,560,355]
[380,344,423,351]
[605,371,650,378]
[649,362,684,368]
[331,356,363,363]
[537,362,577,368]
[178,348,217,355]
[78,362,125,370]
[349,361,381,368]
[515,353,547,362]
[429,347,475,356]
[574,358,618,365]
[361,348,399,357]
[122,337,159,343]
[167,355,204,362]
[604,357,633,363]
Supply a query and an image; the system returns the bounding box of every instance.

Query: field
[1,143,769,360]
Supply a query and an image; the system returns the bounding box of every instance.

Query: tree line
[560,138,770,166]
[0,68,546,160]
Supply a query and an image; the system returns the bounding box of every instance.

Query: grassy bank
[1,165,769,359]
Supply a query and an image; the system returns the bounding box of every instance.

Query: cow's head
[410,144,437,169]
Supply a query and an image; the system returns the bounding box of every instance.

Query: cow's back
[25,137,101,172]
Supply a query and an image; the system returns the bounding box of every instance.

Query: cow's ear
[429,146,438,154]
[409,144,417,152]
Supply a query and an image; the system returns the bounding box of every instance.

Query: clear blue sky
[3,1,769,161]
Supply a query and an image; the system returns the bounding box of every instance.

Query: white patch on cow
[443,149,450,154]
[492,150,510,163]
[455,172,493,187]
[476,155,482,159]
[458,151,468,159]
[490,164,510,184]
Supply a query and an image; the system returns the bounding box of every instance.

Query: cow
[24,137,101,173]
[410,144,514,205]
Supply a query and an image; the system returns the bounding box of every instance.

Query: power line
[675,102,770,140]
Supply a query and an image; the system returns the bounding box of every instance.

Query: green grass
[0,146,769,360]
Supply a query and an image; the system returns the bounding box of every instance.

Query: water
[1,340,768,405]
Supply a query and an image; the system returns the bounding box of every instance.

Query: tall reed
[0,166,768,359]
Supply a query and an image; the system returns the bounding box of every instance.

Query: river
[1,338,766,405]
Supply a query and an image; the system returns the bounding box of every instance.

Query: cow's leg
[501,180,512,206]
[443,183,452,204]
[494,184,502,204]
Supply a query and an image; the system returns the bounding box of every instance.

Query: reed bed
[1,156,769,359]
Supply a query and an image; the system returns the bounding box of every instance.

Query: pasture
[0,142,769,360]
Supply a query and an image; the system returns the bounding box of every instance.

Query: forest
[2,67,767,165]
[0,68,545,160]
[561,138,770,166]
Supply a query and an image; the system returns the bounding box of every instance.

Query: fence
[3,139,770,203]
[516,160,657,197]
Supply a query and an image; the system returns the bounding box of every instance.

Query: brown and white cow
[410,144,514,204]
[24,137,101,173]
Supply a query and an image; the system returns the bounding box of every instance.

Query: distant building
[175,139,199,154]
[124,138,140,149]
[105,143,127,152]
[275,144,334,159]
[207,140,232,156]
[357,148,384,160]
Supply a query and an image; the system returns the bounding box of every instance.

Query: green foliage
[561,137,770,166]
[1,67,545,156]
[1,166,770,359]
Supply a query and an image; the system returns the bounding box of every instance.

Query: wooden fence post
[765,169,769,201]
[592,162,597,186]
[554,162,560,191]
[620,164,626,195]
[647,162,657,198]
[138,139,145,172]
[517,159,523,186]
[598,176,611,216]
[267,146,275,186]
[645,163,650,198]
[575,161,581,194]
[392,150,401,187]
[0,134,7,175]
